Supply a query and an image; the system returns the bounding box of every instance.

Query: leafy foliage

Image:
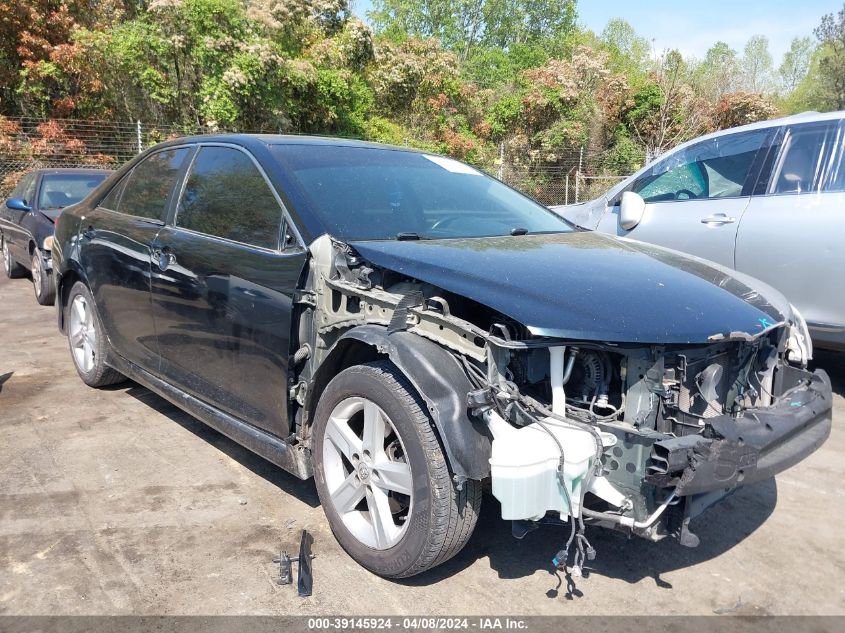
[715,92,779,129]
[1,0,842,188]
[815,5,845,109]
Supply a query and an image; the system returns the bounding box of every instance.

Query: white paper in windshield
[422,154,482,175]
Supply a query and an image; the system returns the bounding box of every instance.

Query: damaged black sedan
[51,135,831,579]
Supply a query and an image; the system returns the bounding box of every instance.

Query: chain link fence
[498,168,626,206]
[0,116,629,205]
[492,143,629,206]
[0,117,185,196]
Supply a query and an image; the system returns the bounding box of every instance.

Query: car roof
[670,110,845,150]
[155,133,421,154]
[32,168,114,177]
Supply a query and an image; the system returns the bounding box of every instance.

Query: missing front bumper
[646,368,832,496]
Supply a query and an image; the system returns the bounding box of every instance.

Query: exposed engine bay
[290,235,831,575]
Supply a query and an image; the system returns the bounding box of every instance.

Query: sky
[350,0,843,65]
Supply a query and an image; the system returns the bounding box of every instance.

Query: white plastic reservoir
[486,411,596,521]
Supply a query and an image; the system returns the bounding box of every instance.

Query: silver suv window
[770,121,845,194]
[628,129,770,203]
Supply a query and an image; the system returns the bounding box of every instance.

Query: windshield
[38,173,109,210]
[270,145,572,241]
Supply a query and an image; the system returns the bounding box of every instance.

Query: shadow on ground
[398,478,776,595]
[124,384,321,509]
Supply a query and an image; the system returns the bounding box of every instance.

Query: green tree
[815,5,845,109]
[369,0,576,60]
[740,35,774,93]
[779,45,829,113]
[599,18,650,82]
[2,1,132,117]
[691,41,740,101]
[483,0,577,49]
[779,36,816,92]
[624,50,711,159]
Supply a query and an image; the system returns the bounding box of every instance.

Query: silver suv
[553,111,845,351]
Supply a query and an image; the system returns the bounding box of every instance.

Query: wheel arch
[304,325,492,482]
[55,263,87,334]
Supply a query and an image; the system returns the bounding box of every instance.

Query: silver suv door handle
[700,214,736,225]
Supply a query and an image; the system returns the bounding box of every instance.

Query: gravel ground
[1,272,843,615]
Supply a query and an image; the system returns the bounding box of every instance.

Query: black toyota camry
[51,135,831,579]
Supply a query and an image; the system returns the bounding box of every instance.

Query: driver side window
[629,129,769,203]
[636,162,706,202]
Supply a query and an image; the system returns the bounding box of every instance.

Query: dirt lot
[1,272,844,616]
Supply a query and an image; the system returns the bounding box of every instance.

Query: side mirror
[619,191,645,231]
[5,198,31,212]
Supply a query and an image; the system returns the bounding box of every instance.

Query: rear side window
[630,129,769,202]
[99,174,129,211]
[771,121,844,194]
[175,146,283,250]
[119,148,190,221]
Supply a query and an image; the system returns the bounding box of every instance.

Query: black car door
[149,143,306,437]
[79,146,193,372]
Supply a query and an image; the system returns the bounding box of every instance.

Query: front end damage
[291,235,832,572]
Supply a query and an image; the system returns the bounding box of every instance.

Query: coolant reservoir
[486,412,595,521]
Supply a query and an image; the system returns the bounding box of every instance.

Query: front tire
[312,361,481,578]
[31,249,55,305]
[65,281,125,387]
[2,235,25,279]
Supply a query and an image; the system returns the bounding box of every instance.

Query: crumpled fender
[336,324,492,481]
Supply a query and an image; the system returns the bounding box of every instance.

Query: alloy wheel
[2,239,10,275]
[322,396,414,549]
[69,294,97,373]
[32,253,42,297]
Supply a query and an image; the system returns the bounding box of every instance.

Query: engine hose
[293,344,312,366]
[600,352,613,395]
[562,347,579,385]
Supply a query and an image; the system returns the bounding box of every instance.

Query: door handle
[700,214,736,225]
[151,245,176,271]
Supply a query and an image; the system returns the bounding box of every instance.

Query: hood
[349,232,790,344]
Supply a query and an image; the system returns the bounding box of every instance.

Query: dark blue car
[1,168,112,304]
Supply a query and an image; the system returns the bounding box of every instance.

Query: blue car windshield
[270,145,571,241]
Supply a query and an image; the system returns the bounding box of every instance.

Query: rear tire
[65,281,125,387]
[32,249,55,305]
[2,235,25,279]
[312,360,481,578]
